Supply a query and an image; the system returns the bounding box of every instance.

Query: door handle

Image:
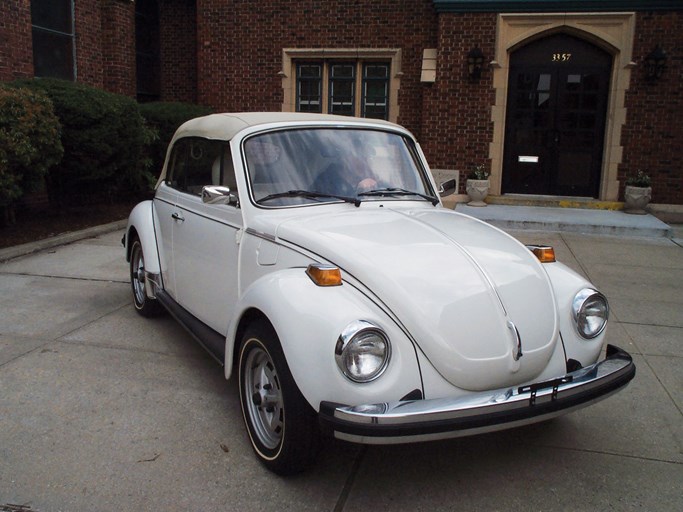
[171,212,185,222]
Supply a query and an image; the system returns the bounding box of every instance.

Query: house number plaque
[552,53,572,62]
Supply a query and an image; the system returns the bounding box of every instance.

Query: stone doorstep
[486,194,624,211]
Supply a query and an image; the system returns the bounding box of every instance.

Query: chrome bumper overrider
[319,345,635,444]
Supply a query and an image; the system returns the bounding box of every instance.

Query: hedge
[10,78,155,206]
[0,85,63,224]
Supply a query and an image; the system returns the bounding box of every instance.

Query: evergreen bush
[0,85,63,224]
[10,79,155,206]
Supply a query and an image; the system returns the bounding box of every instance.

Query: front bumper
[319,344,635,444]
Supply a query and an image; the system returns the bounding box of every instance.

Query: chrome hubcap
[243,344,283,450]
[131,245,146,305]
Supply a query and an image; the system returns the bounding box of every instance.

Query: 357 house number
[552,53,572,62]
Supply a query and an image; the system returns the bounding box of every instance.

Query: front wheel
[238,323,320,475]
[129,236,162,317]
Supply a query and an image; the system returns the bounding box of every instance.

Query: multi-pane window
[362,64,390,119]
[329,63,355,116]
[295,61,390,120]
[296,64,322,113]
[31,0,75,80]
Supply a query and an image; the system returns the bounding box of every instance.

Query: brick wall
[101,0,136,96]
[0,1,137,96]
[420,13,497,193]
[0,0,34,81]
[74,0,104,87]
[620,11,682,204]
[195,0,438,139]
[160,0,198,103]
[2,2,681,205]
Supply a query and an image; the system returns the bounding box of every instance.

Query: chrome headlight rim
[335,320,391,383]
[572,288,609,339]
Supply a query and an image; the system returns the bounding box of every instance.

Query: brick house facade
[1,0,681,205]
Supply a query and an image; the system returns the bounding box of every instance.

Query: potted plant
[466,164,490,207]
[624,170,652,215]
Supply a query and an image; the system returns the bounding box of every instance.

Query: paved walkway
[0,220,681,511]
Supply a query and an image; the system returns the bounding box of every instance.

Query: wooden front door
[503,34,612,197]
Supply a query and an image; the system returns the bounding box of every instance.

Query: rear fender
[226,269,423,411]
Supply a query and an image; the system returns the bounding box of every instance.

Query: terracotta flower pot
[466,179,490,207]
[623,185,651,215]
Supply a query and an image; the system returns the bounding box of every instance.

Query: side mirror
[202,185,239,207]
[438,178,457,197]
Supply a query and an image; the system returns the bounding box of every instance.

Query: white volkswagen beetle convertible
[123,113,635,474]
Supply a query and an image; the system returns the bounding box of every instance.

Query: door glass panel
[537,74,551,91]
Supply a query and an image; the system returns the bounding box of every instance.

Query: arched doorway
[502,33,612,197]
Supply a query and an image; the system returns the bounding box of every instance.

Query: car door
[153,182,178,298]
[162,137,242,335]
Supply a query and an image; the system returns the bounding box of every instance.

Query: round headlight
[335,321,391,383]
[572,288,609,339]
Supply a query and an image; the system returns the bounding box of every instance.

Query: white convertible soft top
[171,112,399,144]
[157,112,403,185]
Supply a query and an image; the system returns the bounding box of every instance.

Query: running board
[155,290,226,366]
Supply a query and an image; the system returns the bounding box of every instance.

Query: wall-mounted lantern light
[467,47,485,81]
[644,45,667,81]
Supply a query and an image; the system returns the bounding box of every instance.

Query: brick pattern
[0,0,34,81]
[195,0,438,139]
[420,13,497,194]
[160,0,198,103]
[1,2,682,204]
[101,0,136,96]
[620,11,682,204]
[74,0,104,87]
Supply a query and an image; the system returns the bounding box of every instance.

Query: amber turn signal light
[306,264,342,286]
[529,245,556,263]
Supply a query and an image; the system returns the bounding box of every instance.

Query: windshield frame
[241,125,436,209]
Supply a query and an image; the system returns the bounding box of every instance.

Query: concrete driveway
[0,227,681,511]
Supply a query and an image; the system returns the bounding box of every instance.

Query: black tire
[129,236,162,317]
[238,322,320,475]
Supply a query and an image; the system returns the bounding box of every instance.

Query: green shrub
[138,102,213,177]
[10,78,155,206]
[0,85,63,224]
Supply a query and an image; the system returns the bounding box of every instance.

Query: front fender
[125,200,161,275]
[226,269,423,412]
[544,261,606,366]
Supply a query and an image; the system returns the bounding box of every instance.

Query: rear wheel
[129,236,162,317]
[238,322,320,475]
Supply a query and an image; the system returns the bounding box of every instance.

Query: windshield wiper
[258,190,361,207]
[358,188,439,205]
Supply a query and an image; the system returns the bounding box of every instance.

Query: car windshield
[243,128,435,207]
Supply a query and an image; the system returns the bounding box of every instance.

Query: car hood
[272,206,559,392]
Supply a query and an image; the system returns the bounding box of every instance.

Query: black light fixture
[644,45,667,81]
[467,47,485,81]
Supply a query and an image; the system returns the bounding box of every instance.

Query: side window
[166,138,232,196]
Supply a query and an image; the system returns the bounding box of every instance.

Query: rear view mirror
[202,185,239,207]
[438,178,457,197]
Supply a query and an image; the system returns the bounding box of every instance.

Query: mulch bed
[0,202,137,249]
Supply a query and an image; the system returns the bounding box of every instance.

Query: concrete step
[455,203,673,238]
